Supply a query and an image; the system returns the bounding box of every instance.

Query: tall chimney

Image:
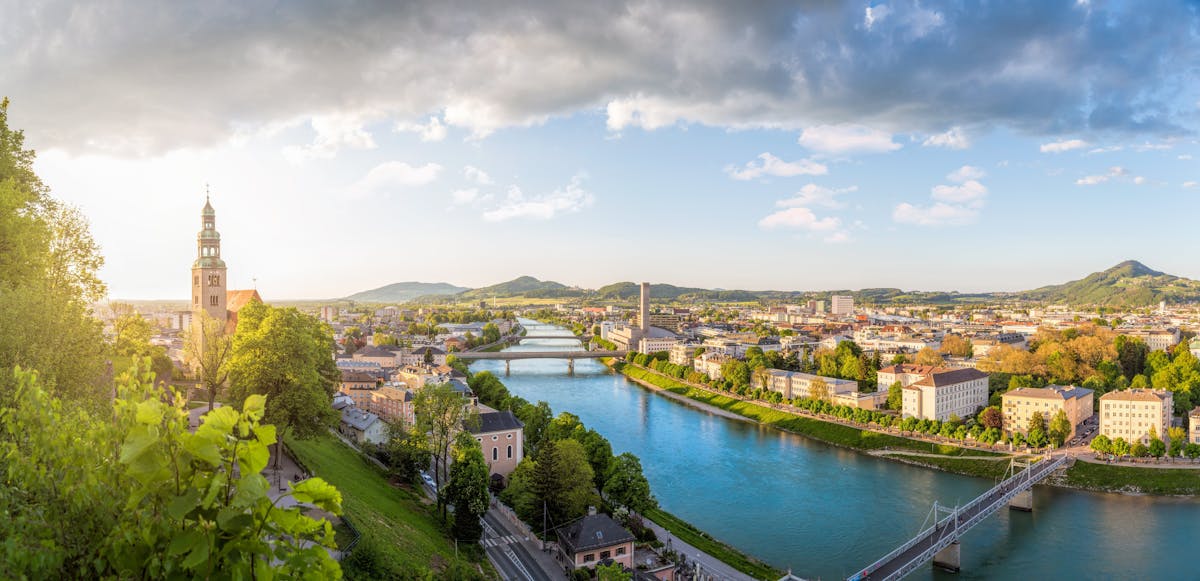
[639,282,650,334]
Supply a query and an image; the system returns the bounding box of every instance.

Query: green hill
[344,281,469,303]
[1021,260,1200,306]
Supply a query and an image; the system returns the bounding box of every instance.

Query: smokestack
[639,282,650,334]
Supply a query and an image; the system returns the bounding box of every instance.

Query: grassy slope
[614,362,999,458]
[285,435,484,575]
[1061,461,1200,495]
[642,508,781,580]
[883,453,1014,480]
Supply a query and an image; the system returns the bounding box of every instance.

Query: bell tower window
[210,295,219,306]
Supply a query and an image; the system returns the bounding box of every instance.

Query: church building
[190,195,261,332]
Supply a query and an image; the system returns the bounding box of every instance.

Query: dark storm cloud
[1,0,1196,154]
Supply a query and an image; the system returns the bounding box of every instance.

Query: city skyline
[7,1,1200,299]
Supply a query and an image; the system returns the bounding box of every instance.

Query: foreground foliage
[0,364,343,579]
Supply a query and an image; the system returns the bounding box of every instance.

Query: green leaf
[166,489,201,521]
[180,534,210,569]
[290,477,342,514]
[167,529,203,557]
[197,406,238,436]
[254,423,277,447]
[182,433,222,467]
[243,394,266,420]
[232,473,269,508]
[119,425,157,465]
[135,399,163,425]
[236,440,270,474]
[217,506,254,533]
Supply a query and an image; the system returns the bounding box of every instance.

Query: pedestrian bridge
[454,350,627,375]
[849,454,1069,581]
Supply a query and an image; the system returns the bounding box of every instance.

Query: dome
[202,196,215,216]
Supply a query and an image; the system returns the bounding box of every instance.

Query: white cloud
[1075,166,1129,186]
[947,165,985,182]
[726,153,828,180]
[892,202,979,226]
[776,184,857,209]
[353,161,443,193]
[451,188,481,205]
[864,5,891,30]
[1133,176,1147,185]
[798,124,901,155]
[282,114,377,163]
[1040,139,1089,153]
[395,116,447,142]
[931,180,988,204]
[1134,141,1173,151]
[481,174,594,221]
[1183,181,1198,188]
[922,127,970,149]
[1088,145,1122,154]
[757,207,842,231]
[1178,154,1193,160]
[463,165,494,185]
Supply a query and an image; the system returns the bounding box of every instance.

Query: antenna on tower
[252,276,258,289]
[205,182,211,201]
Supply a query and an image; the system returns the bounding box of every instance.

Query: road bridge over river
[455,349,627,375]
[849,454,1069,581]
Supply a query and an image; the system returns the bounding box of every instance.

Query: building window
[507,445,512,459]
[492,448,498,461]
[194,295,198,306]
[208,275,220,286]
[194,276,199,287]
[210,295,218,306]
[600,551,611,560]
[584,554,595,563]
[492,435,498,441]
[615,547,626,556]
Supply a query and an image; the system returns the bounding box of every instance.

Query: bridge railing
[852,454,1066,580]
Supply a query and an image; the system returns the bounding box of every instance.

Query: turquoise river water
[468,321,1200,580]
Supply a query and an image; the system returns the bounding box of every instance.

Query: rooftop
[556,513,635,553]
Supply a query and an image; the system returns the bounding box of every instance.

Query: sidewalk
[642,520,754,581]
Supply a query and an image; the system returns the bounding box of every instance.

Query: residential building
[756,369,858,400]
[901,368,989,421]
[877,364,941,389]
[339,369,378,409]
[668,343,699,366]
[830,295,854,316]
[693,353,728,381]
[1099,389,1173,446]
[339,407,386,445]
[368,386,414,426]
[353,345,399,369]
[1122,328,1181,352]
[635,312,683,333]
[639,336,679,354]
[1002,385,1094,439]
[555,512,636,572]
[1190,407,1200,444]
[467,409,525,481]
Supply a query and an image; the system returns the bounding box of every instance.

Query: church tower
[192,195,228,325]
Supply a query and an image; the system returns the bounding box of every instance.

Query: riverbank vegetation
[1059,460,1200,495]
[641,508,780,581]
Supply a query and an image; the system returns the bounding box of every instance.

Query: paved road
[642,519,754,581]
[481,510,565,581]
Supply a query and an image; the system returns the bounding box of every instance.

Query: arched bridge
[454,350,627,375]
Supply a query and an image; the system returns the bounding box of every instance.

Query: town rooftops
[909,367,988,388]
[467,410,524,434]
[354,345,396,358]
[341,407,380,431]
[226,289,262,313]
[878,364,942,375]
[340,370,376,384]
[1099,388,1173,403]
[556,513,635,553]
[1005,385,1093,401]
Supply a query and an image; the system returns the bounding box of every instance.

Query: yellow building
[1189,407,1200,445]
[1002,385,1093,439]
[1099,389,1173,446]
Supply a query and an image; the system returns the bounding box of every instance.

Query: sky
[4,0,1200,300]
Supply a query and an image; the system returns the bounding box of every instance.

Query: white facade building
[901,368,989,421]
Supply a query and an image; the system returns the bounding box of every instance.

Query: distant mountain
[1021,260,1200,306]
[458,276,577,300]
[345,281,470,303]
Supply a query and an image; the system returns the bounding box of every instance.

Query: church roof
[202,197,215,216]
[226,289,261,313]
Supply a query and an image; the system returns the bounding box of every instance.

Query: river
[469,320,1200,580]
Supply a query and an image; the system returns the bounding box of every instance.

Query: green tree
[887,381,903,411]
[184,309,232,411]
[113,312,153,356]
[0,100,107,405]
[0,364,343,579]
[1168,426,1187,458]
[978,406,1003,430]
[227,301,340,469]
[1131,441,1149,458]
[414,383,473,518]
[596,562,633,581]
[530,439,597,533]
[720,359,751,388]
[1148,438,1166,460]
[372,332,398,346]
[1048,409,1072,448]
[602,453,656,514]
[1186,443,1200,461]
[1090,433,1111,455]
[384,422,432,484]
[446,432,490,543]
[914,347,943,367]
[516,400,553,453]
[482,322,502,344]
[1111,437,1131,458]
[809,378,831,403]
[1026,412,1048,449]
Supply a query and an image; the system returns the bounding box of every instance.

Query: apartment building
[877,364,942,388]
[1002,385,1094,439]
[757,369,858,401]
[1190,407,1200,444]
[368,386,414,427]
[639,336,680,354]
[830,295,855,315]
[901,368,989,421]
[1099,389,1173,446]
[339,370,378,409]
[467,410,525,480]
